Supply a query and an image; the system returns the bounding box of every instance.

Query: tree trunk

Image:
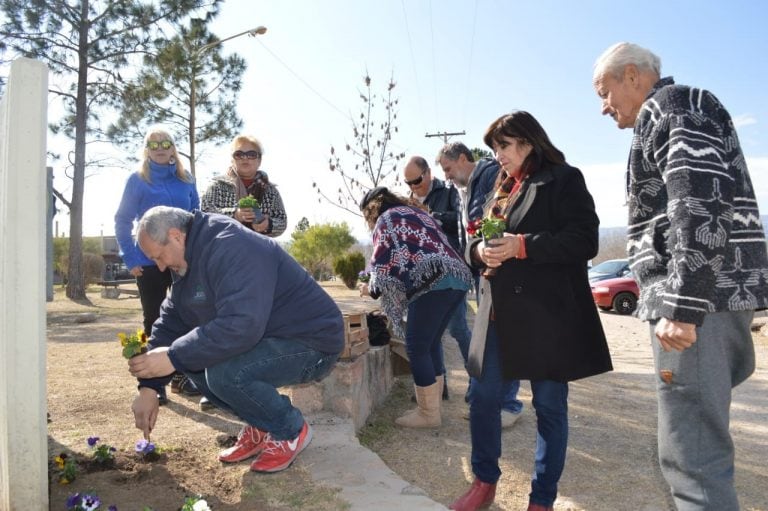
[65,0,90,300]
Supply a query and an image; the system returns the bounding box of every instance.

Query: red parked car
[591,274,639,315]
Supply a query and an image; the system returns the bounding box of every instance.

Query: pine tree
[0,0,221,299]
[106,17,246,176]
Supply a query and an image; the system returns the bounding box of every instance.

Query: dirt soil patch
[46,282,768,510]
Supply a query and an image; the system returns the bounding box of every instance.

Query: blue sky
[60,0,768,240]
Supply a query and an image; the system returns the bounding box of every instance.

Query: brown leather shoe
[449,478,496,510]
[527,503,554,511]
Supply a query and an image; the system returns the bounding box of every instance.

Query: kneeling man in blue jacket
[128,206,344,473]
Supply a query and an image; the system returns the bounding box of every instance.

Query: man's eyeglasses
[233,150,262,160]
[146,140,174,150]
[405,171,427,187]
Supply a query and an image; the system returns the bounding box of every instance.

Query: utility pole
[425,130,465,143]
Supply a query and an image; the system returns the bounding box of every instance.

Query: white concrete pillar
[0,57,49,510]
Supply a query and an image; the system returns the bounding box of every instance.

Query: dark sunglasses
[233,150,262,160]
[405,170,427,187]
[146,140,174,150]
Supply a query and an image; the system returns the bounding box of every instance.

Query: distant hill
[601,216,768,237]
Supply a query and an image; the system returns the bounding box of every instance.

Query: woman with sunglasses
[201,134,287,237]
[114,126,200,403]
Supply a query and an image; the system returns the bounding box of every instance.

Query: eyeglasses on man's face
[232,150,262,160]
[405,170,428,187]
[146,140,174,150]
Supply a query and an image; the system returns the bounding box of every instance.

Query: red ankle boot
[449,478,496,510]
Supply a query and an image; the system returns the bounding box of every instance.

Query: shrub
[59,252,105,285]
[333,251,366,289]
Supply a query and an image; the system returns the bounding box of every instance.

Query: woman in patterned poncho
[201,134,287,237]
[358,187,472,429]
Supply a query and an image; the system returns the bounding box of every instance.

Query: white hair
[593,42,661,85]
[138,206,193,244]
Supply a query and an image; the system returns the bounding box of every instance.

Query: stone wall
[281,345,394,430]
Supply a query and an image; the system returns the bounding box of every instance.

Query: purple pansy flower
[87,436,100,447]
[81,494,101,511]
[66,493,81,508]
[135,438,156,454]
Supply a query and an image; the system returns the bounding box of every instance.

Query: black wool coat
[476,164,613,382]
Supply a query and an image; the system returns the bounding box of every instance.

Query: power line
[425,130,466,143]
[461,0,479,127]
[429,0,439,131]
[255,39,351,122]
[400,0,427,135]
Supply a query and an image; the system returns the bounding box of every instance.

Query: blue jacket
[114,162,200,269]
[463,158,500,230]
[139,212,344,390]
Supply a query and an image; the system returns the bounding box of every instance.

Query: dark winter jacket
[468,164,613,382]
[138,212,344,389]
[421,178,462,252]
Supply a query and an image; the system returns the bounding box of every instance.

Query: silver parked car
[588,258,630,284]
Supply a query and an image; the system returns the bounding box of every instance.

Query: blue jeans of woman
[406,288,466,387]
[469,322,569,506]
[184,337,338,440]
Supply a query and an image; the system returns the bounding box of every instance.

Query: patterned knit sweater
[370,206,472,337]
[200,175,287,237]
[628,77,768,324]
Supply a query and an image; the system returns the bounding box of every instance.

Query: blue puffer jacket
[138,212,344,388]
[114,161,200,269]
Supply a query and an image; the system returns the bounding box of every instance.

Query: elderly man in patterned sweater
[593,42,768,511]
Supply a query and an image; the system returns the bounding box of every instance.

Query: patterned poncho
[369,205,472,337]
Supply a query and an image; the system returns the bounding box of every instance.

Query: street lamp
[188,25,267,176]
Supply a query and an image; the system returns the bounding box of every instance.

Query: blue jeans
[184,337,338,440]
[469,275,522,413]
[469,324,568,507]
[406,289,466,387]
[436,298,471,381]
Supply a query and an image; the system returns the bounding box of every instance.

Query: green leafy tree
[295,216,310,233]
[0,0,219,300]
[289,222,356,280]
[472,147,492,160]
[333,251,366,289]
[106,17,246,176]
[314,74,405,216]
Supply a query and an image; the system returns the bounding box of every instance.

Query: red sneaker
[218,425,267,463]
[249,421,313,473]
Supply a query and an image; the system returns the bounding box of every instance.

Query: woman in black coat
[449,111,613,511]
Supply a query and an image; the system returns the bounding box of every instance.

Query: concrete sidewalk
[302,413,448,510]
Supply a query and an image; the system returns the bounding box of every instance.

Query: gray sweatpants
[650,310,755,511]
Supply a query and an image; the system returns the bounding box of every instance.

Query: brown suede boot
[395,381,441,428]
[400,377,443,422]
[449,478,496,510]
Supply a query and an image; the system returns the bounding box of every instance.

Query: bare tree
[0,0,220,299]
[313,74,405,216]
